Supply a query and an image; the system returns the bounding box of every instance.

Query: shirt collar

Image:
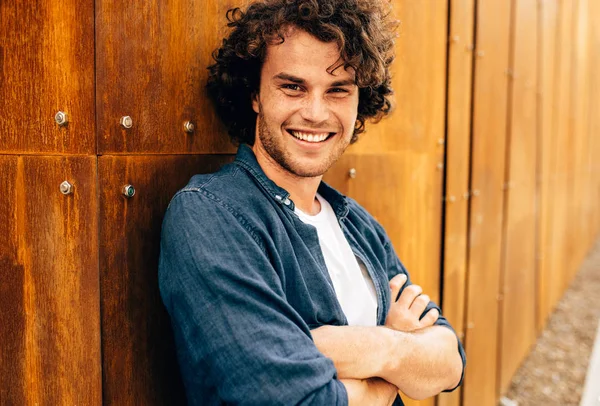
[233,144,349,219]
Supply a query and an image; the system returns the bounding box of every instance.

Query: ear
[251,92,260,114]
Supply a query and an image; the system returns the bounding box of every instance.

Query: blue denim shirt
[159,144,466,405]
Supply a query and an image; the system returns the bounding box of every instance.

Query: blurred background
[0,0,598,405]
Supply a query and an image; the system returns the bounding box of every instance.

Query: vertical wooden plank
[0,156,101,405]
[96,0,246,154]
[536,0,559,333]
[462,0,512,405]
[99,155,232,405]
[438,1,475,405]
[570,0,591,274]
[0,0,95,154]
[548,0,573,314]
[589,0,600,241]
[0,156,26,405]
[498,0,538,395]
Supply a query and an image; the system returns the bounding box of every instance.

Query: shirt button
[283,199,291,206]
[275,195,282,201]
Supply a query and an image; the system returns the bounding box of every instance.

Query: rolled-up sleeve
[159,189,348,405]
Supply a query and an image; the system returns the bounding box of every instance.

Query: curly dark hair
[207,0,397,145]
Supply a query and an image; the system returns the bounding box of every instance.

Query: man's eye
[282,84,302,91]
[329,88,349,95]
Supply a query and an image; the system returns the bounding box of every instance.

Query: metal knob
[184,121,195,133]
[348,168,357,179]
[55,111,68,126]
[120,116,133,129]
[122,184,135,198]
[60,181,73,195]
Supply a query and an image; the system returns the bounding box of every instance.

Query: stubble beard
[256,111,349,179]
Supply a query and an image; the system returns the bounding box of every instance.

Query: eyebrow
[273,73,356,87]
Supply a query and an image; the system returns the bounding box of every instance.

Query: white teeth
[290,131,330,143]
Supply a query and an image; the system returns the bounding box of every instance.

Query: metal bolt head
[120,116,133,129]
[60,181,73,195]
[448,195,456,203]
[348,168,357,179]
[55,111,68,126]
[436,163,444,171]
[122,184,135,198]
[184,121,195,133]
[472,189,481,197]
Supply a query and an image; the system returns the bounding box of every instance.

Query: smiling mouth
[286,129,334,143]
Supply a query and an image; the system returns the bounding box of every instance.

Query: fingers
[389,273,408,302]
[410,294,430,317]
[419,308,440,328]
[396,283,422,308]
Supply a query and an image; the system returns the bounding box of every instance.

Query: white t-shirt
[295,194,378,326]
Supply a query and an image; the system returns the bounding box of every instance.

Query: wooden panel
[95,0,248,154]
[462,0,512,405]
[0,155,101,405]
[589,0,600,240]
[438,1,475,406]
[99,154,233,405]
[536,0,559,332]
[498,0,538,394]
[349,0,448,158]
[547,0,574,316]
[570,0,591,276]
[0,0,95,154]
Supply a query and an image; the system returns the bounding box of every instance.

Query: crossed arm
[312,274,464,405]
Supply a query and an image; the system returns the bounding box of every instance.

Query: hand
[385,274,439,332]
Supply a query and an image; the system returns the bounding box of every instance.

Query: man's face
[252,27,359,178]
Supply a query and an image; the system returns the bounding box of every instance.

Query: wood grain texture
[536,0,559,333]
[438,1,475,406]
[99,154,233,405]
[0,0,95,154]
[95,0,249,154]
[547,0,573,320]
[498,0,538,394]
[0,155,101,405]
[462,1,512,405]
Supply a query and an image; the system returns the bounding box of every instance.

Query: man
[159,1,466,405]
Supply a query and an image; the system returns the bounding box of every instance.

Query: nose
[300,93,330,123]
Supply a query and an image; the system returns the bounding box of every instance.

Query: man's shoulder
[166,162,276,229]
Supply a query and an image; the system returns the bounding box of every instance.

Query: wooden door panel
[95,0,249,154]
[99,154,233,405]
[0,1,95,154]
[0,155,101,405]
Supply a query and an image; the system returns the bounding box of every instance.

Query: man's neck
[252,145,322,216]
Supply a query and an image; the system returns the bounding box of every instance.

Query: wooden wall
[0,0,598,405]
